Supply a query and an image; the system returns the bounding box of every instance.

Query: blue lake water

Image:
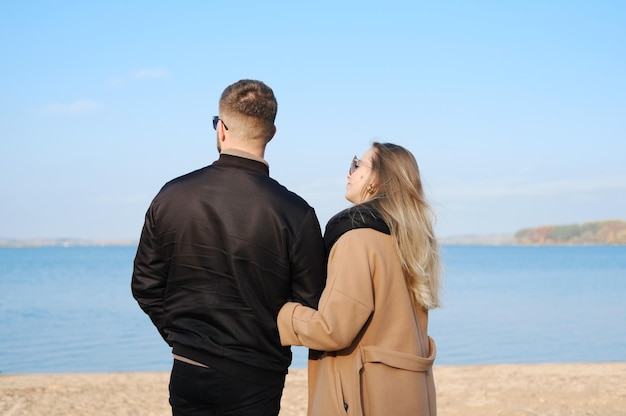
[1,245,624,374]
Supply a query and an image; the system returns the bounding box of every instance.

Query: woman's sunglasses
[349,156,368,175]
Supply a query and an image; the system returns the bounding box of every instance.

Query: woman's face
[345,148,376,204]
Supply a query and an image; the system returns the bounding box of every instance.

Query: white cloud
[42,99,101,114]
[432,174,626,201]
[428,172,626,235]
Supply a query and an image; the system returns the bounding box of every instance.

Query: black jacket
[131,154,327,386]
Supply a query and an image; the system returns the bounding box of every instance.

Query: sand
[1,363,625,415]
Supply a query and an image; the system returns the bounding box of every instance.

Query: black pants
[169,359,285,416]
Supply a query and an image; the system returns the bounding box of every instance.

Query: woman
[278,142,442,416]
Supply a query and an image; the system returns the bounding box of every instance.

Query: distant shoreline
[2,237,626,248]
[2,219,625,247]
[0,239,138,248]
[442,220,626,246]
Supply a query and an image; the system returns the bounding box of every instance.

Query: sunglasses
[212,116,229,131]
[349,156,370,175]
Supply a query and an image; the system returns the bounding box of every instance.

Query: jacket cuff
[277,302,302,346]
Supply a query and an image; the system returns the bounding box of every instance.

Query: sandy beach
[1,363,625,415]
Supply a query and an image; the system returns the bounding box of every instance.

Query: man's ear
[267,125,277,143]
[218,123,228,142]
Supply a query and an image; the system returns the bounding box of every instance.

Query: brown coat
[278,228,437,416]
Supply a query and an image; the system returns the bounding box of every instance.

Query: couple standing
[131,79,442,416]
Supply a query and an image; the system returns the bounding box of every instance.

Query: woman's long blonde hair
[366,142,442,310]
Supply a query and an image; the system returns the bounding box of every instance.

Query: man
[132,79,326,415]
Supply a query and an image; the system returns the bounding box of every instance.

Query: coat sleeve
[277,229,375,351]
[131,205,171,344]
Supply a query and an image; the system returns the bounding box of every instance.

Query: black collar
[213,153,269,176]
[323,203,390,253]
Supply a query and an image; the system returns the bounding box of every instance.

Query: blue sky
[1,1,625,240]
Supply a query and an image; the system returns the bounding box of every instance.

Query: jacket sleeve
[278,229,374,351]
[288,208,327,309]
[131,205,170,344]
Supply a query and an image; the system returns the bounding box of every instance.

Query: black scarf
[323,203,391,254]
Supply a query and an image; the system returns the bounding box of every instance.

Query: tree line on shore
[514,220,626,245]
